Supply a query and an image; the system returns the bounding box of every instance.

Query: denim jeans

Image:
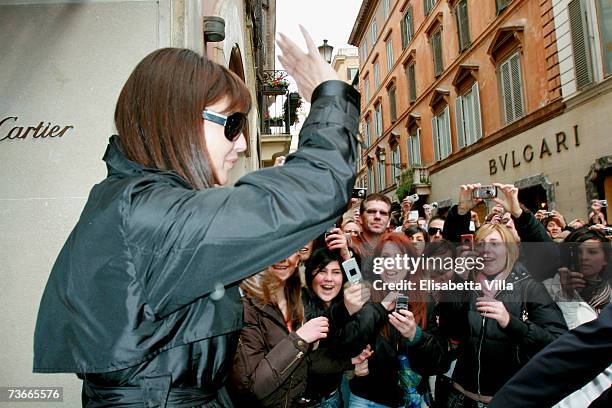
[314,389,342,408]
[348,393,394,408]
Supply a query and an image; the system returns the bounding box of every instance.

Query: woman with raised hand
[33,25,360,407]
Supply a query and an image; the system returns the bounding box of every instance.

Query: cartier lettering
[489,125,580,175]
[0,116,74,142]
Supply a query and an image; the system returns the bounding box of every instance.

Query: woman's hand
[558,267,585,296]
[350,344,373,366]
[325,228,351,260]
[354,359,369,376]
[457,184,483,216]
[389,309,418,341]
[276,26,340,102]
[476,298,510,328]
[492,183,522,218]
[295,316,329,344]
[343,283,370,315]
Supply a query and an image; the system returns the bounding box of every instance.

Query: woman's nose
[234,133,247,152]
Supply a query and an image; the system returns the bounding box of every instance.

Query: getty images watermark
[370,254,515,292]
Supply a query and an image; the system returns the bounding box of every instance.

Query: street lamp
[318,39,334,64]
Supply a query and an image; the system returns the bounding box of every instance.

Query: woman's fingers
[299,25,319,56]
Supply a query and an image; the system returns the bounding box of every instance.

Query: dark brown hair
[359,193,392,214]
[114,48,251,189]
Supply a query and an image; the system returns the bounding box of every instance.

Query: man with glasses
[350,193,392,261]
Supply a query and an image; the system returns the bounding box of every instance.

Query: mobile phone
[562,244,580,272]
[395,295,409,313]
[324,225,336,240]
[460,234,474,251]
[472,186,497,199]
[599,200,608,208]
[352,188,367,199]
[341,258,363,285]
[408,210,419,222]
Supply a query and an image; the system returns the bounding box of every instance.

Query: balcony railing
[258,70,301,135]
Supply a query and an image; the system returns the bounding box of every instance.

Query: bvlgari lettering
[489,125,580,175]
[0,116,74,142]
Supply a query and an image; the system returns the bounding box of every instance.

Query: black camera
[352,188,367,199]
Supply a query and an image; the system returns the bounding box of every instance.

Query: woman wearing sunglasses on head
[33,26,360,408]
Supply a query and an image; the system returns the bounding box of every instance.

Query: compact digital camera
[472,186,497,199]
[406,194,419,203]
[352,188,367,199]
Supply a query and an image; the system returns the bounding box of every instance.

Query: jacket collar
[247,295,289,330]
[103,135,191,188]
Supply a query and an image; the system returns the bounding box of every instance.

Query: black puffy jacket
[438,262,568,397]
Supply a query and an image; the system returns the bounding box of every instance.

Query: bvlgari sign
[489,125,580,175]
[0,116,74,141]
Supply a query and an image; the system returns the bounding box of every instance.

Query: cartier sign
[489,125,580,175]
[0,116,74,141]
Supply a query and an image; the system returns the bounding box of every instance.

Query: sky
[275,0,362,71]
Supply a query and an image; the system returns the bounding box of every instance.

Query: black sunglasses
[203,109,247,142]
[428,227,443,236]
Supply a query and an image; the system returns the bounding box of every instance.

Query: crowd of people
[228,180,611,407]
[31,29,610,408]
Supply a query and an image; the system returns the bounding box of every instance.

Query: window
[408,129,422,166]
[455,82,483,148]
[384,0,391,19]
[377,159,386,190]
[401,7,414,48]
[386,39,394,71]
[391,144,401,180]
[368,165,375,193]
[496,0,513,15]
[431,30,444,76]
[365,78,370,102]
[406,62,417,103]
[389,86,397,122]
[499,52,525,124]
[569,0,594,88]
[360,38,369,63]
[365,116,372,147]
[374,62,381,88]
[455,0,471,52]
[424,0,437,16]
[371,20,378,45]
[596,0,612,76]
[374,103,383,138]
[432,106,452,161]
[348,67,359,83]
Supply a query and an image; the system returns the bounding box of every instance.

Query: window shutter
[455,95,465,149]
[408,8,414,40]
[444,106,452,158]
[432,32,443,76]
[401,16,408,48]
[496,0,512,14]
[408,63,417,102]
[458,1,470,50]
[432,117,440,161]
[510,53,524,119]
[500,59,514,124]
[424,0,430,15]
[389,87,397,122]
[415,128,422,165]
[568,0,594,88]
[472,82,483,140]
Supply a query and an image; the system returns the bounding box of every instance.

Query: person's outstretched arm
[489,304,612,408]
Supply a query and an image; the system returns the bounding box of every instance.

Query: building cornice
[349,0,376,46]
